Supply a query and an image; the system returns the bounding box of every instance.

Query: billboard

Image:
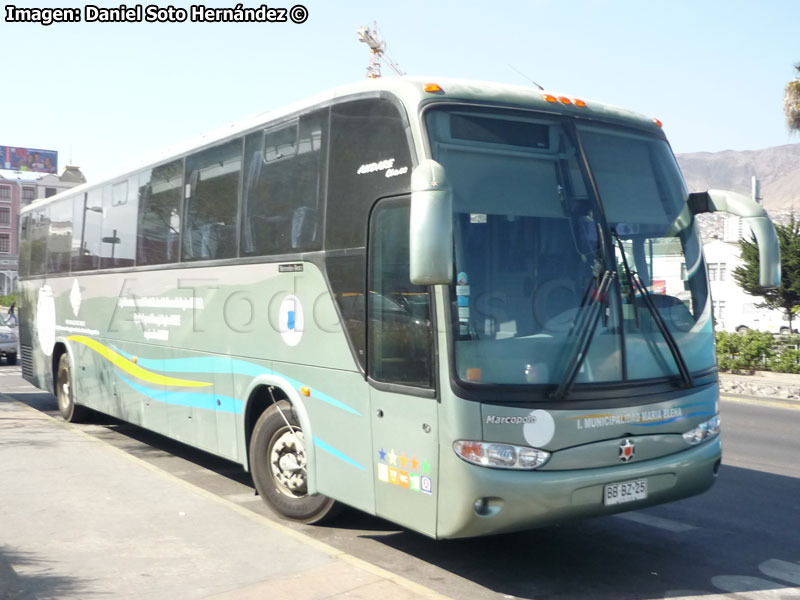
[1,146,58,174]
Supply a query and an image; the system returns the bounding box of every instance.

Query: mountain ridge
[676,143,800,210]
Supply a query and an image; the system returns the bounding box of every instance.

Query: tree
[785,62,800,132]
[733,214,800,332]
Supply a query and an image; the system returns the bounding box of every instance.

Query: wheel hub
[270,429,307,497]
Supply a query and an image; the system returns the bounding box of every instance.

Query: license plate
[604,479,647,506]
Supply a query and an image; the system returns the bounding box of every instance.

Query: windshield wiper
[550,269,615,401]
[613,233,693,388]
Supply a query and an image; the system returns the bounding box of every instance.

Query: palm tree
[785,63,800,132]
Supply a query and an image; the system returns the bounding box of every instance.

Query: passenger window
[183,140,242,261]
[101,178,137,268]
[71,190,102,272]
[241,111,327,256]
[368,199,433,387]
[29,210,49,276]
[47,200,73,274]
[137,161,183,266]
[18,214,30,278]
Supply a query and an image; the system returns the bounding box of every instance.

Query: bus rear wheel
[56,354,90,423]
[249,401,337,524]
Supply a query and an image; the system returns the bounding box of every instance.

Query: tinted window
[326,251,366,370]
[368,200,433,387]
[18,214,30,277]
[326,97,413,250]
[137,161,183,266]
[183,140,241,261]
[47,199,73,274]
[29,210,49,276]
[241,111,327,256]
[101,178,138,268]
[72,190,103,272]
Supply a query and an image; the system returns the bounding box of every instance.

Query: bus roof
[23,77,662,212]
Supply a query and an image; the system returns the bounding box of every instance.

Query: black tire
[249,401,337,524]
[736,326,749,334]
[56,353,90,423]
[5,352,16,365]
[780,327,791,335]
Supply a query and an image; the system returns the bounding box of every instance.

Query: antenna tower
[357,21,404,79]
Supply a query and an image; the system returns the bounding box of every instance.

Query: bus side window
[137,161,183,266]
[18,214,30,278]
[29,210,49,276]
[47,199,73,274]
[72,190,103,272]
[326,97,412,250]
[183,140,241,262]
[241,110,327,257]
[368,199,433,388]
[100,178,137,269]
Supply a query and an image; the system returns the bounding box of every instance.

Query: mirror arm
[689,189,781,289]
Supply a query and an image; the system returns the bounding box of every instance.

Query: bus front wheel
[56,354,90,423]
[249,401,337,524]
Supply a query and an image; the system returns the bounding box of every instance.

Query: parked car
[0,315,18,365]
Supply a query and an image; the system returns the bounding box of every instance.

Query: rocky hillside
[676,143,800,210]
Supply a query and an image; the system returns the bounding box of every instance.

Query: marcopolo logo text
[485,415,538,425]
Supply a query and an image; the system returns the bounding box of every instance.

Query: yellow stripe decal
[67,336,212,388]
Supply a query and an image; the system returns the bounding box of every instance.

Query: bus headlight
[453,440,550,470]
[682,415,720,446]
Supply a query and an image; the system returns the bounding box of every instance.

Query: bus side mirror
[410,160,453,285]
[689,189,781,289]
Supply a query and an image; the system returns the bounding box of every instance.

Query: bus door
[368,198,439,537]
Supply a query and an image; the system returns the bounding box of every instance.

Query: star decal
[410,456,419,471]
[399,452,408,468]
[421,459,430,473]
[387,449,398,465]
[378,448,387,462]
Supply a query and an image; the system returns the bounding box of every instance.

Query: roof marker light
[654,118,664,128]
[558,96,572,105]
[544,94,558,103]
[424,83,443,93]
[575,99,587,108]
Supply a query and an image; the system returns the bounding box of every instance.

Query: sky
[3,0,799,182]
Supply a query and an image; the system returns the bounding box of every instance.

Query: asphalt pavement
[2,364,799,600]
[0,388,449,600]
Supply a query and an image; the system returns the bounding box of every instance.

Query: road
[2,363,799,600]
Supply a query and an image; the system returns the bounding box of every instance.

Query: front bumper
[436,437,720,538]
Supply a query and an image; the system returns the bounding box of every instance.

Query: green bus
[18,78,780,539]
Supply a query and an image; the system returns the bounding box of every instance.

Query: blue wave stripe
[313,436,366,471]
[117,373,243,414]
[631,411,716,427]
[110,347,361,417]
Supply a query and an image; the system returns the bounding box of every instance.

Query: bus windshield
[425,107,714,389]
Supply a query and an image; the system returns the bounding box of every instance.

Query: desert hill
[676,143,800,210]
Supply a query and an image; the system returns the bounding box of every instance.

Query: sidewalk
[0,395,448,600]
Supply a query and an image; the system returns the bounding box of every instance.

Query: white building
[703,235,791,334]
